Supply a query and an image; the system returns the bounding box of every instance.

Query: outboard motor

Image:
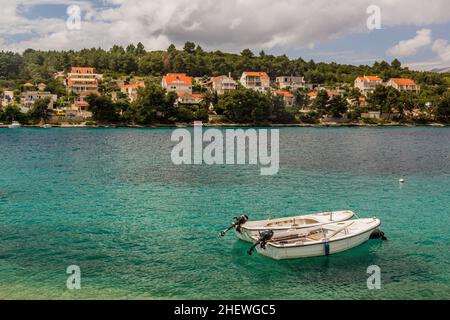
[247,230,274,255]
[370,229,387,241]
[219,215,249,237]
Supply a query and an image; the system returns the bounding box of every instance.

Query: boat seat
[307,233,324,241]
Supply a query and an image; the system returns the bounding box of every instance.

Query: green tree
[240,49,254,59]
[85,94,118,122]
[312,90,330,115]
[328,95,349,118]
[133,84,176,124]
[391,59,402,70]
[398,91,416,117]
[183,42,196,54]
[0,104,24,123]
[217,88,271,123]
[435,92,450,122]
[136,42,146,55]
[293,89,309,109]
[28,97,51,124]
[367,85,389,114]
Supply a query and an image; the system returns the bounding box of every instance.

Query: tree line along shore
[1,42,450,126]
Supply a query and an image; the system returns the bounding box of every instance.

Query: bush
[361,118,380,124]
[298,112,320,124]
[85,121,97,126]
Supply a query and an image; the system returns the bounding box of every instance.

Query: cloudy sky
[1,0,450,70]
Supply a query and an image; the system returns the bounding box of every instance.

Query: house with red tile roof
[162,73,193,94]
[203,75,237,95]
[66,67,101,95]
[354,75,383,95]
[119,83,145,102]
[176,92,204,105]
[37,83,47,91]
[274,90,295,106]
[73,90,100,110]
[307,90,338,99]
[386,78,420,93]
[240,71,270,92]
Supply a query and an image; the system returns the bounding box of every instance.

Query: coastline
[1,122,448,129]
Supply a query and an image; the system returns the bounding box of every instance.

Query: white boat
[42,124,52,128]
[8,121,21,128]
[249,218,383,260]
[219,210,355,242]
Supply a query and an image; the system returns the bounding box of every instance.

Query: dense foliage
[1,42,450,125]
[1,42,448,88]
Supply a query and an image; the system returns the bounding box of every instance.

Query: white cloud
[387,29,432,57]
[432,39,450,62]
[1,0,450,54]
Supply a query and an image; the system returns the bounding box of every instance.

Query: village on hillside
[1,44,449,126]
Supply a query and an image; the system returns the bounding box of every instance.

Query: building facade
[119,83,145,102]
[66,67,100,94]
[204,75,237,95]
[354,76,383,95]
[276,76,305,90]
[20,91,57,111]
[162,73,193,94]
[274,90,295,106]
[386,78,420,92]
[240,72,270,92]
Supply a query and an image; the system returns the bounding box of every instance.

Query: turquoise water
[0,127,449,299]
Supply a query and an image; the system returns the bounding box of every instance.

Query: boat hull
[255,219,380,260]
[235,210,354,243]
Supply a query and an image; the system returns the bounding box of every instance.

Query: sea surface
[0,127,449,299]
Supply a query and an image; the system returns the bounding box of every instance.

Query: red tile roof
[243,71,269,79]
[71,67,94,74]
[274,90,294,97]
[308,90,337,97]
[163,73,192,86]
[361,76,382,81]
[120,83,145,89]
[390,78,416,86]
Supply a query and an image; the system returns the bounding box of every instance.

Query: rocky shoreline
[1,122,448,129]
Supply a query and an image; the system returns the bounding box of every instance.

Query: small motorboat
[42,124,52,128]
[219,210,355,242]
[248,218,385,260]
[8,121,21,128]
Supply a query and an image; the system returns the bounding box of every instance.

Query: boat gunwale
[258,219,381,249]
[241,210,355,231]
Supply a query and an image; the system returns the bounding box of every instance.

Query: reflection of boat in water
[8,121,21,128]
[248,218,385,260]
[219,211,355,243]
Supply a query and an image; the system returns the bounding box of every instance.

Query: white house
[276,76,305,90]
[162,73,193,94]
[274,90,295,106]
[386,78,420,93]
[20,91,57,112]
[240,72,270,92]
[354,76,383,95]
[119,83,145,102]
[204,75,237,95]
